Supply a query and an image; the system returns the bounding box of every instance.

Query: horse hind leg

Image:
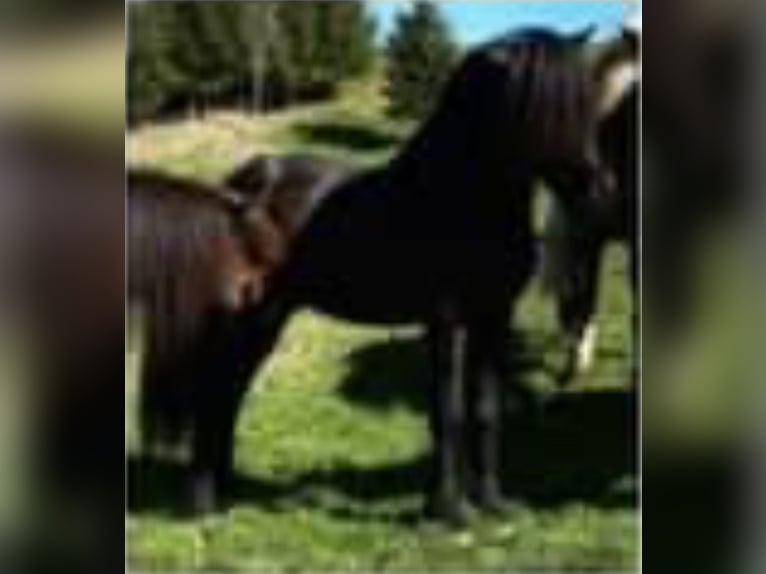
[189,298,291,514]
[138,315,192,460]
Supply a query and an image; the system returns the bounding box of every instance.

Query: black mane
[390,26,597,186]
[487,26,584,51]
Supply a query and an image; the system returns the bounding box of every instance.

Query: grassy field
[127,79,637,572]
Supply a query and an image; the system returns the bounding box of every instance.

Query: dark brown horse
[540,27,639,382]
[128,169,286,472]
[150,28,609,524]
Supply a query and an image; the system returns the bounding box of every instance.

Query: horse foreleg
[466,323,508,514]
[139,307,196,459]
[426,317,470,526]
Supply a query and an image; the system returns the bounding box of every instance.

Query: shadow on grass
[311,335,636,518]
[337,333,557,413]
[127,456,294,518]
[129,336,636,523]
[291,120,402,153]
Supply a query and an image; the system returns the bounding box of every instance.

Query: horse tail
[129,174,217,454]
[137,278,201,454]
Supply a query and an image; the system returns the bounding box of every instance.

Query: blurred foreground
[0,9,123,572]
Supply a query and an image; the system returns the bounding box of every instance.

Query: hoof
[188,476,219,516]
[472,483,517,516]
[424,495,472,528]
[475,492,506,515]
[476,493,525,518]
[556,362,576,387]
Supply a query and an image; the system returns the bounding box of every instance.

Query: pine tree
[169,2,242,112]
[316,3,376,81]
[385,1,458,119]
[268,2,375,104]
[127,1,377,121]
[127,3,184,123]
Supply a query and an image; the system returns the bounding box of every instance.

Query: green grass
[127,76,411,180]
[127,81,637,571]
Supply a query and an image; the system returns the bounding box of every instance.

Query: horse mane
[490,26,592,53]
[389,27,597,186]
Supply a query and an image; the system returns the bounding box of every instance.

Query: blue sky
[370,1,635,46]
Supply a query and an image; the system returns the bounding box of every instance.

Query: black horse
[145,28,608,524]
[128,169,286,460]
[540,28,639,382]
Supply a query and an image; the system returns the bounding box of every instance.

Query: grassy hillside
[128,76,410,178]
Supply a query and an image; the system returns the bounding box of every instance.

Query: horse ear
[620,27,640,55]
[219,187,249,217]
[570,25,596,47]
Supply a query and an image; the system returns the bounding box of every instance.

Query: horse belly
[289,241,437,326]
[308,281,432,325]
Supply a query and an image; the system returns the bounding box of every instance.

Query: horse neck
[386,111,534,213]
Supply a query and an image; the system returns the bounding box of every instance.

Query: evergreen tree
[385,1,458,119]
[127,2,184,123]
[316,3,376,81]
[127,1,377,122]
[168,2,244,111]
[259,2,375,104]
